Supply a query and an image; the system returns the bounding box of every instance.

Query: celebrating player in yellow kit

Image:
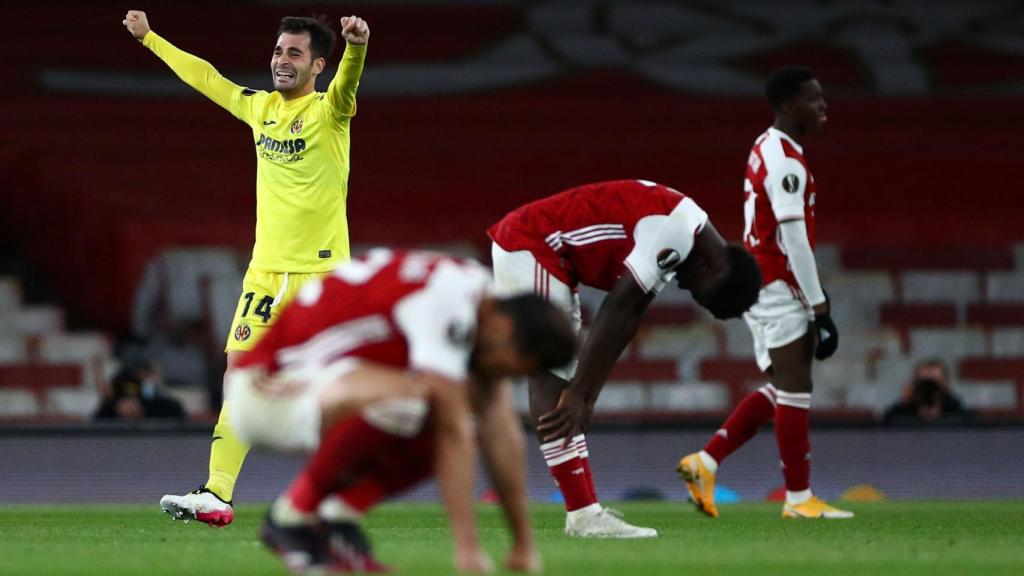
[123,9,369,527]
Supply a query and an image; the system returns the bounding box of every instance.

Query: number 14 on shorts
[242,292,273,323]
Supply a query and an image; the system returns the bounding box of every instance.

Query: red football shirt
[236,249,492,381]
[742,127,817,290]
[488,180,708,293]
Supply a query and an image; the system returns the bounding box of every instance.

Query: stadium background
[1,0,1023,506]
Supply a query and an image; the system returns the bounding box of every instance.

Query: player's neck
[280,82,316,102]
[772,119,806,145]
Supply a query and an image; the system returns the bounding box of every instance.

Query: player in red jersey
[225,249,576,573]
[678,67,853,520]
[489,180,762,538]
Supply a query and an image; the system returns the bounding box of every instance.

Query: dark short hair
[497,294,577,372]
[706,244,762,320]
[914,358,950,382]
[766,66,815,110]
[277,15,337,62]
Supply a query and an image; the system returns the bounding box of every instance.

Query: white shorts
[491,243,582,381]
[743,280,813,372]
[227,359,430,453]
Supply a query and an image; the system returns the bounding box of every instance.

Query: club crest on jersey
[290,119,304,135]
[234,323,252,342]
[782,174,801,194]
[657,249,682,271]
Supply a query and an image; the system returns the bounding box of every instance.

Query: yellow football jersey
[143,31,366,272]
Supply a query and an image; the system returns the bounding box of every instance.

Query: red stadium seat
[880,303,958,330]
[966,304,1024,327]
[699,358,764,404]
[609,360,678,382]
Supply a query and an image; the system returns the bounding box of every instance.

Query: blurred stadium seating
[1,0,1021,422]
[0,276,114,420]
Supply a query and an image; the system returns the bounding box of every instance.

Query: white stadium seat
[990,329,1024,358]
[871,354,915,410]
[0,337,29,365]
[901,271,980,305]
[0,306,64,336]
[0,389,39,417]
[826,272,895,329]
[908,328,987,360]
[721,319,755,358]
[985,272,1024,303]
[813,355,869,407]
[47,388,100,418]
[637,325,717,380]
[649,381,730,412]
[592,383,648,413]
[955,381,1018,410]
[37,333,111,365]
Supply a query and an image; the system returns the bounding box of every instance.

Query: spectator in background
[883,358,971,424]
[95,360,185,420]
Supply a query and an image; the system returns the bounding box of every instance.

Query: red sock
[704,384,776,464]
[335,478,387,514]
[574,435,598,502]
[541,436,598,512]
[288,416,392,513]
[774,391,812,492]
[579,457,597,502]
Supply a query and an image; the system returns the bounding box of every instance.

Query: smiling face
[271,32,324,97]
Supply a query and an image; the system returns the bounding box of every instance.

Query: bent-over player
[489,179,762,538]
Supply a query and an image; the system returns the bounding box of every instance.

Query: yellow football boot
[782,496,854,519]
[677,453,719,518]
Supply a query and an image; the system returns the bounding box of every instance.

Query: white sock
[786,489,813,506]
[698,450,719,475]
[271,495,317,527]
[318,495,364,523]
[566,503,603,520]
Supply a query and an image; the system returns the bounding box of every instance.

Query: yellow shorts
[225,269,328,353]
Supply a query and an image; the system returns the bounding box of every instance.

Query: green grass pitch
[1,502,1022,575]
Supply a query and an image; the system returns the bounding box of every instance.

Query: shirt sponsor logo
[256,133,307,162]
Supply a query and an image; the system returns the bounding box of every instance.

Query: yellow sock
[205,402,249,502]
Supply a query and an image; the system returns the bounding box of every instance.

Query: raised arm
[325,16,369,118]
[538,274,655,443]
[472,381,541,573]
[123,10,244,115]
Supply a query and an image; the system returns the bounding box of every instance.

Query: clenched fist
[340,16,369,45]
[123,10,151,41]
